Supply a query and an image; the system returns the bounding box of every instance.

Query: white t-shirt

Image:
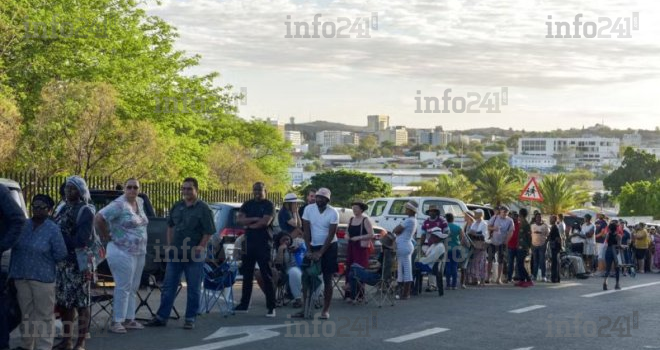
[302,204,339,246]
[469,221,489,243]
[418,242,445,267]
[581,223,596,245]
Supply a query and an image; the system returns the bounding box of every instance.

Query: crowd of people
[1,179,659,350]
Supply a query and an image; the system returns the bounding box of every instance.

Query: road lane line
[508,305,546,314]
[549,283,581,289]
[512,347,534,350]
[581,281,660,298]
[384,328,450,343]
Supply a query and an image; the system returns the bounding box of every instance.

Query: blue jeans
[445,248,461,288]
[507,248,518,281]
[157,260,204,323]
[532,245,547,279]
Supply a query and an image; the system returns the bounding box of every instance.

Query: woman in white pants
[393,201,418,300]
[95,178,149,334]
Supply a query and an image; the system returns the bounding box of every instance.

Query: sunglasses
[126,185,139,190]
[32,205,49,210]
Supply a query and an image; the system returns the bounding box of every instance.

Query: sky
[144,0,660,131]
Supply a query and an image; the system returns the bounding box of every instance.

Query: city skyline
[144,0,660,131]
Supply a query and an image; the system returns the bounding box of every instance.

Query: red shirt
[508,219,520,250]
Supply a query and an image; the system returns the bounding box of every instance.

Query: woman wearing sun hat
[278,193,303,239]
[393,201,418,299]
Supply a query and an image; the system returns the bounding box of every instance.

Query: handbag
[357,217,375,254]
[75,204,106,272]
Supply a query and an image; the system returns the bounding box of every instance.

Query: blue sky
[145,0,660,131]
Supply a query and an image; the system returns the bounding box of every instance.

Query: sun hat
[316,188,331,200]
[404,201,418,213]
[283,193,302,203]
[425,205,440,215]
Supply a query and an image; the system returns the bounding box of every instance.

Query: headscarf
[66,175,91,203]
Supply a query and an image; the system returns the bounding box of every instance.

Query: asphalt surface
[13,272,660,350]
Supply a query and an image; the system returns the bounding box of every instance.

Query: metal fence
[1,171,282,217]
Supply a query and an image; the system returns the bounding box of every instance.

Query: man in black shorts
[296,188,339,319]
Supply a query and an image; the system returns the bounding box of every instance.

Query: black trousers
[240,245,276,310]
[550,249,560,283]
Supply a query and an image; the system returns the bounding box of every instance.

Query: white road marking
[384,328,450,343]
[508,305,546,314]
[169,324,289,350]
[512,347,534,350]
[581,281,660,298]
[549,283,581,289]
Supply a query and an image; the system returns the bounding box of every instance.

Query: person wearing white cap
[295,187,339,320]
[414,227,447,297]
[393,201,418,299]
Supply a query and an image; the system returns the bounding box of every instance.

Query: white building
[316,130,357,152]
[637,147,660,158]
[413,129,433,145]
[622,132,642,147]
[510,155,557,170]
[517,137,620,168]
[285,130,303,146]
[432,127,452,147]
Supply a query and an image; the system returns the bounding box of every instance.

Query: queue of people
[2,177,659,350]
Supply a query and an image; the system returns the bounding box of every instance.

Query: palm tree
[474,167,521,206]
[436,174,474,202]
[538,174,591,214]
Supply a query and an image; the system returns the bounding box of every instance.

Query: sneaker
[144,318,167,327]
[266,309,276,318]
[109,322,127,334]
[542,277,548,283]
[183,321,195,330]
[123,320,144,330]
[234,303,249,313]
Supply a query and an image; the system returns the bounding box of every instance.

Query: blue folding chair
[201,246,238,317]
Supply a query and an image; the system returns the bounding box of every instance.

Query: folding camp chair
[201,255,238,317]
[135,274,183,320]
[89,261,114,331]
[351,250,398,307]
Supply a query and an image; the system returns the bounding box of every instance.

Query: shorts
[487,244,506,263]
[596,243,607,259]
[634,248,647,260]
[311,242,338,277]
[584,242,596,256]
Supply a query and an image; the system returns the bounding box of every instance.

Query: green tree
[604,148,660,196]
[474,167,521,206]
[538,174,590,214]
[307,170,392,207]
[409,181,439,196]
[617,180,660,219]
[435,174,474,202]
[0,94,21,164]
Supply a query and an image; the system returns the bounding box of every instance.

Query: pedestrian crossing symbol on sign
[520,177,544,202]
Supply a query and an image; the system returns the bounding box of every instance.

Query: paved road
[17,273,660,350]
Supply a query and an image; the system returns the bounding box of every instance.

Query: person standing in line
[298,188,317,218]
[530,212,549,282]
[54,176,95,350]
[484,207,499,283]
[547,215,562,283]
[603,223,622,290]
[10,194,66,350]
[515,208,533,288]
[506,211,520,284]
[633,223,649,274]
[146,178,215,329]
[582,214,596,275]
[233,182,277,317]
[465,209,488,287]
[95,178,149,333]
[594,213,608,273]
[294,188,339,320]
[444,213,463,290]
[393,201,418,300]
[343,201,374,300]
[488,206,514,284]
[557,214,566,249]
[0,184,25,350]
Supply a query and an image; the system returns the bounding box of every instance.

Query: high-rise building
[285,130,303,146]
[367,115,390,132]
[414,129,433,145]
[432,126,452,146]
[316,130,358,152]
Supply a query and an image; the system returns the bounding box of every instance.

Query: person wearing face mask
[10,194,67,350]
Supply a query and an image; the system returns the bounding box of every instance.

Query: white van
[365,197,469,237]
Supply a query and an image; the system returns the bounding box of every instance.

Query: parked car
[0,178,28,273]
[466,204,495,221]
[365,196,469,238]
[336,223,387,263]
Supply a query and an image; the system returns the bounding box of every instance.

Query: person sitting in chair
[274,233,305,308]
[414,229,447,296]
[348,232,396,304]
